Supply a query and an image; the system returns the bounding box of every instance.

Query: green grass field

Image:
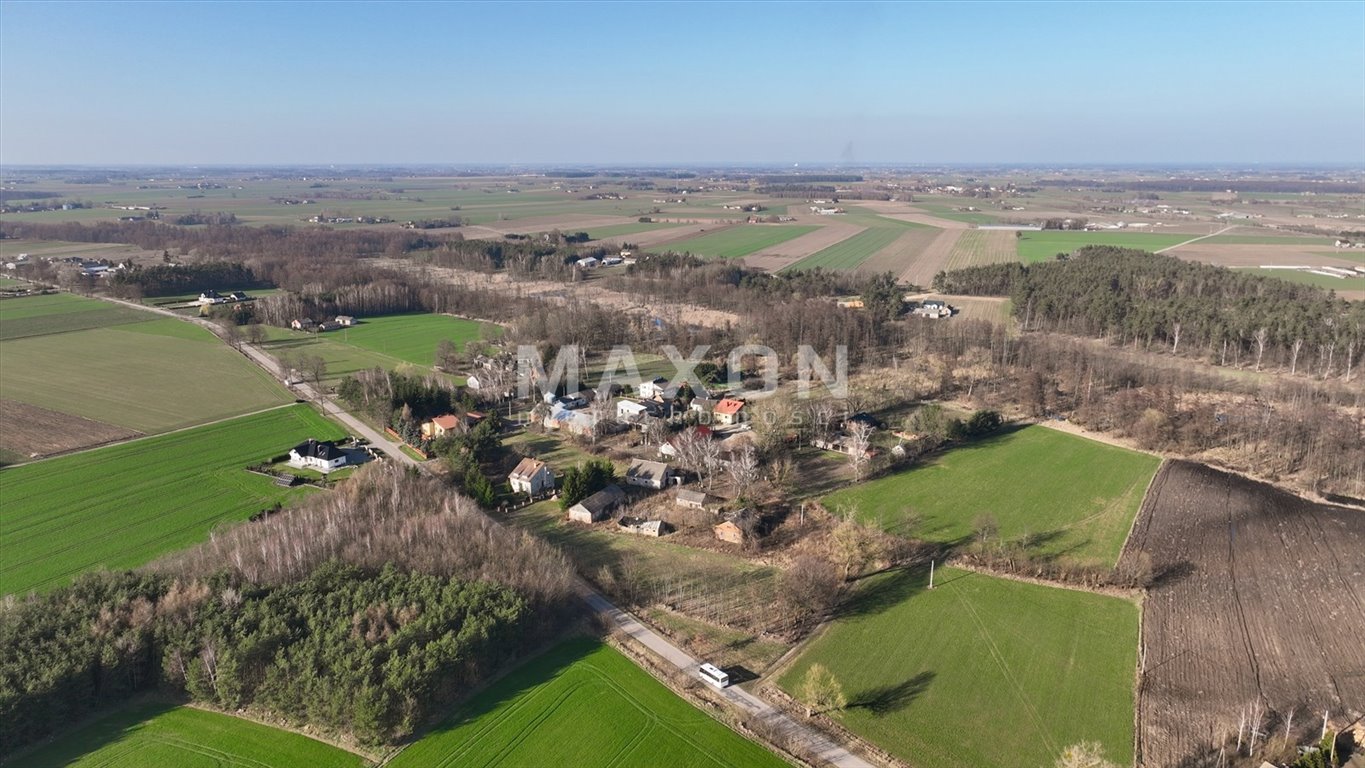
[389,638,786,768]
[12,701,365,768]
[1200,234,1337,245]
[331,313,493,366]
[1016,231,1191,263]
[0,316,293,433]
[824,426,1159,567]
[0,292,150,339]
[779,567,1136,768]
[1252,267,1365,293]
[784,225,906,272]
[914,202,1002,226]
[0,404,345,595]
[655,225,818,259]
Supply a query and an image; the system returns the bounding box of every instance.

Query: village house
[197,290,226,305]
[712,398,746,426]
[712,509,756,545]
[812,434,877,459]
[288,439,349,472]
[420,414,462,440]
[625,458,672,490]
[334,315,356,326]
[912,300,952,319]
[508,457,554,496]
[290,318,316,331]
[544,405,599,437]
[567,484,626,524]
[638,376,670,399]
[659,425,711,458]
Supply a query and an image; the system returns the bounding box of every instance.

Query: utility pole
[928,559,935,590]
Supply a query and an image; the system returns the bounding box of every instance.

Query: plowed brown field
[1121,461,1365,767]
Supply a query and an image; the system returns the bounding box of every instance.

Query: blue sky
[1,0,1362,165]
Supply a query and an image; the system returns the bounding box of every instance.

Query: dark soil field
[1121,461,1365,767]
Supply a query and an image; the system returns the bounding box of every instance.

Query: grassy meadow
[778,567,1137,768]
[1015,231,1191,263]
[388,639,787,768]
[0,292,149,339]
[824,426,1159,568]
[260,313,493,384]
[11,701,365,768]
[0,404,345,595]
[655,224,818,259]
[0,315,293,433]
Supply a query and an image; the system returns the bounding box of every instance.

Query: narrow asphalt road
[102,293,869,766]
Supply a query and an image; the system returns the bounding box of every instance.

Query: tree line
[933,247,1364,379]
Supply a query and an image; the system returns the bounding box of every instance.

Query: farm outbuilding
[675,488,710,511]
[567,484,626,524]
[625,459,672,490]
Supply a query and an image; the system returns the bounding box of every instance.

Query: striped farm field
[389,638,786,768]
[943,230,1021,270]
[584,221,686,240]
[655,224,818,259]
[783,216,931,272]
[0,404,345,595]
[0,292,149,340]
[12,701,365,768]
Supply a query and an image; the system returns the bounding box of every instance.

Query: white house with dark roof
[288,439,348,472]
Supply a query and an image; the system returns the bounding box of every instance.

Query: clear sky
[1,0,1362,165]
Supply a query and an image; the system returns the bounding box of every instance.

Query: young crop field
[782,221,916,272]
[912,202,1002,226]
[0,317,293,433]
[1016,231,1191,263]
[654,224,818,259]
[12,701,365,768]
[778,567,1137,768]
[0,292,149,340]
[0,404,345,595]
[388,638,787,768]
[1252,267,1365,294]
[823,426,1160,568]
[1121,461,1365,767]
[942,230,1022,270]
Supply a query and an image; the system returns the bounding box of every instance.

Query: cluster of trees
[0,467,574,754]
[171,211,239,226]
[934,247,1364,379]
[107,261,262,297]
[337,368,461,428]
[558,459,617,510]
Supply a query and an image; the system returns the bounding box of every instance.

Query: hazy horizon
[2,0,1363,166]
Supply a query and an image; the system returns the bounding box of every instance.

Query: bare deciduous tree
[728,445,761,501]
[845,421,875,482]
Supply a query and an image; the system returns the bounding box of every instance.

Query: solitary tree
[798,663,846,718]
[846,421,875,482]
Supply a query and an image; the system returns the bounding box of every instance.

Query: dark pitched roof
[574,484,626,515]
[292,439,345,461]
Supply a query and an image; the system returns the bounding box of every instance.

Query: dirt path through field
[743,220,866,272]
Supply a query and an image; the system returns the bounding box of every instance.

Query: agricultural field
[1120,461,1365,768]
[654,224,818,259]
[911,201,1002,226]
[11,701,365,768]
[0,404,345,595]
[1253,266,1365,294]
[1015,231,1192,263]
[388,638,787,768]
[823,426,1160,568]
[0,291,149,339]
[942,229,1021,270]
[781,216,926,272]
[259,313,493,384]
[583,221,686,241]
[778,567,1137,768]
[1198,233,1337,245]
[1,314,292,435]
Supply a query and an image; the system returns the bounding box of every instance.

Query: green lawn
[12,701,365,768]
[0,292,149,340]
[1016,231,1191,263]
[824,426,1159,568]
[778,567,1137,768]
[389,638,787,768]
[0,317,293,433]
[262,313,494,378]
[655,225,818,259]
[0,404,346,595]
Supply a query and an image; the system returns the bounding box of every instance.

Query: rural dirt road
[1155,225,1234,253]
[97,292,871,765]
[579,589,875,768]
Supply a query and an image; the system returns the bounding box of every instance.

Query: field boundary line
[178,701,381,763]
[1155,225,1235,254]
[1,402,302,470]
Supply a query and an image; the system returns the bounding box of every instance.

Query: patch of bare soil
[743,221,868,272]
[624,222,731,249]
[1169,243,1364,269]
[0,398,140,460]
[1120,460,1365,767]
[895,228,964,287]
